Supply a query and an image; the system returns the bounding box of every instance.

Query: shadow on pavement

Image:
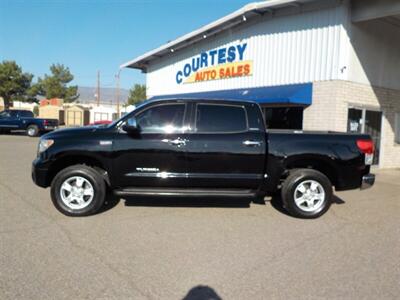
[0,130,47,137]
[182,285,222,300]
[269,193,346,217]
[98,190,345,216]
[98,191,121,213]
[124,195,252,208]
[0,130,28,136]
[98,191,254,214]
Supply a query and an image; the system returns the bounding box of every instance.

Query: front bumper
[361,173,375,190]
[32,158,50,188]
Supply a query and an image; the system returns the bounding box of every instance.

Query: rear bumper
[361,173,375,190]
[42,126,58,132]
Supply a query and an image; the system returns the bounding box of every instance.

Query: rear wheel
[281,169,332,219]
[26,124,39,137]
[51,165,106,216]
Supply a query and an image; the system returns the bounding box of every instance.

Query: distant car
[0,109,58,137]
[89,120,112,126]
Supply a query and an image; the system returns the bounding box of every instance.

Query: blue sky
[0,0,253,90]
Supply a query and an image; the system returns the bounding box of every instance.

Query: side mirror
[122,117,140,134]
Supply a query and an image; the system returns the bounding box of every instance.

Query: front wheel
[51,165,106,216]
[281,169,332,219]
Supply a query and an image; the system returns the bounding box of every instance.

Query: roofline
[128,97,262,111]
[120,0,319,70]
[147,97,259,103]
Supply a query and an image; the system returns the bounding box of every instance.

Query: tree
[127,84,146,106]
[34,64,79,102]
[0,61,34,109]
[33,105,39,117]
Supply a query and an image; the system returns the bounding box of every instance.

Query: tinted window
[19,111,34,118]
[135,104,185,133]
[0,111,11,118]
[196,104,247,133]
[9,111,18,117]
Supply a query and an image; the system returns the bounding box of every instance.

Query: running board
[114,187,257,198]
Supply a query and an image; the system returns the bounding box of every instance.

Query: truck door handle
[162,138,188,147]
[243,140,261,147]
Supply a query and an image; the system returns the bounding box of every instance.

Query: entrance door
[347,108,382,165]
[347,108,363,133]
[365,110,382,165]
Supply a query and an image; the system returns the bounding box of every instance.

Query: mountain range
[76,86,130,105]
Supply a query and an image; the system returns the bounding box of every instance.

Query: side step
[114,187,258,198]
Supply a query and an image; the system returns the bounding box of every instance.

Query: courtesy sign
[176,42,252,84]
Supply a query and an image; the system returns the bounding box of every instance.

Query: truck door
[185,102,266,189]
[112,101,190,188]
[0,111,19,129]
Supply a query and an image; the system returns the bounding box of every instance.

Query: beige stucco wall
[304,80,400,168]
[39,105,62,120]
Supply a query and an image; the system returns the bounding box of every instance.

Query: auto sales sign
[176,42,252,84]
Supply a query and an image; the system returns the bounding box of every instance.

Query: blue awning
[149,83,312,105]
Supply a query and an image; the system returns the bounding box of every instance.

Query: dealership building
[122,0,400,168]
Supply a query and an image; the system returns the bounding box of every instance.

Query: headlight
[38,139,54,154]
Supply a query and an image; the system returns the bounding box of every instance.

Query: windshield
[107,100,148,128]
[0,111,10,118]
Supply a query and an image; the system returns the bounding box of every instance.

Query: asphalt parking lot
[1,134,399,299]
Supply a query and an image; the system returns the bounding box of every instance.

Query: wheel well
[284,159,338,187]
[48,155,110,187]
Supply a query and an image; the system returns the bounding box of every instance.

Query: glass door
[347,107,382,165]
[365,110,382,165]
[347,108,363,133]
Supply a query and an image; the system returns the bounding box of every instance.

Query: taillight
[43,120,49,126]
[357,139,374,154]
[357,139,374,165]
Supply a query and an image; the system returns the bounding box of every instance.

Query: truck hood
[42,126,105,139]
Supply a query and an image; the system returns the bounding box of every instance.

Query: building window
[395,113,400,144]
[94,112,109,122]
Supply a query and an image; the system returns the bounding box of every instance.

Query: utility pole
[96,70,100,106]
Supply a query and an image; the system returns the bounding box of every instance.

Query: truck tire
[50,165,106,216]
[281,169,332,219]
[26,124,39,137]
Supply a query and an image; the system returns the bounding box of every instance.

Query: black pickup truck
[0,109,58,137]
[32,99,375,218]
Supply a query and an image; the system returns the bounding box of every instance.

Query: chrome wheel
[60,176,94,210]
[27,127,36,136]
[293,180,325,213]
